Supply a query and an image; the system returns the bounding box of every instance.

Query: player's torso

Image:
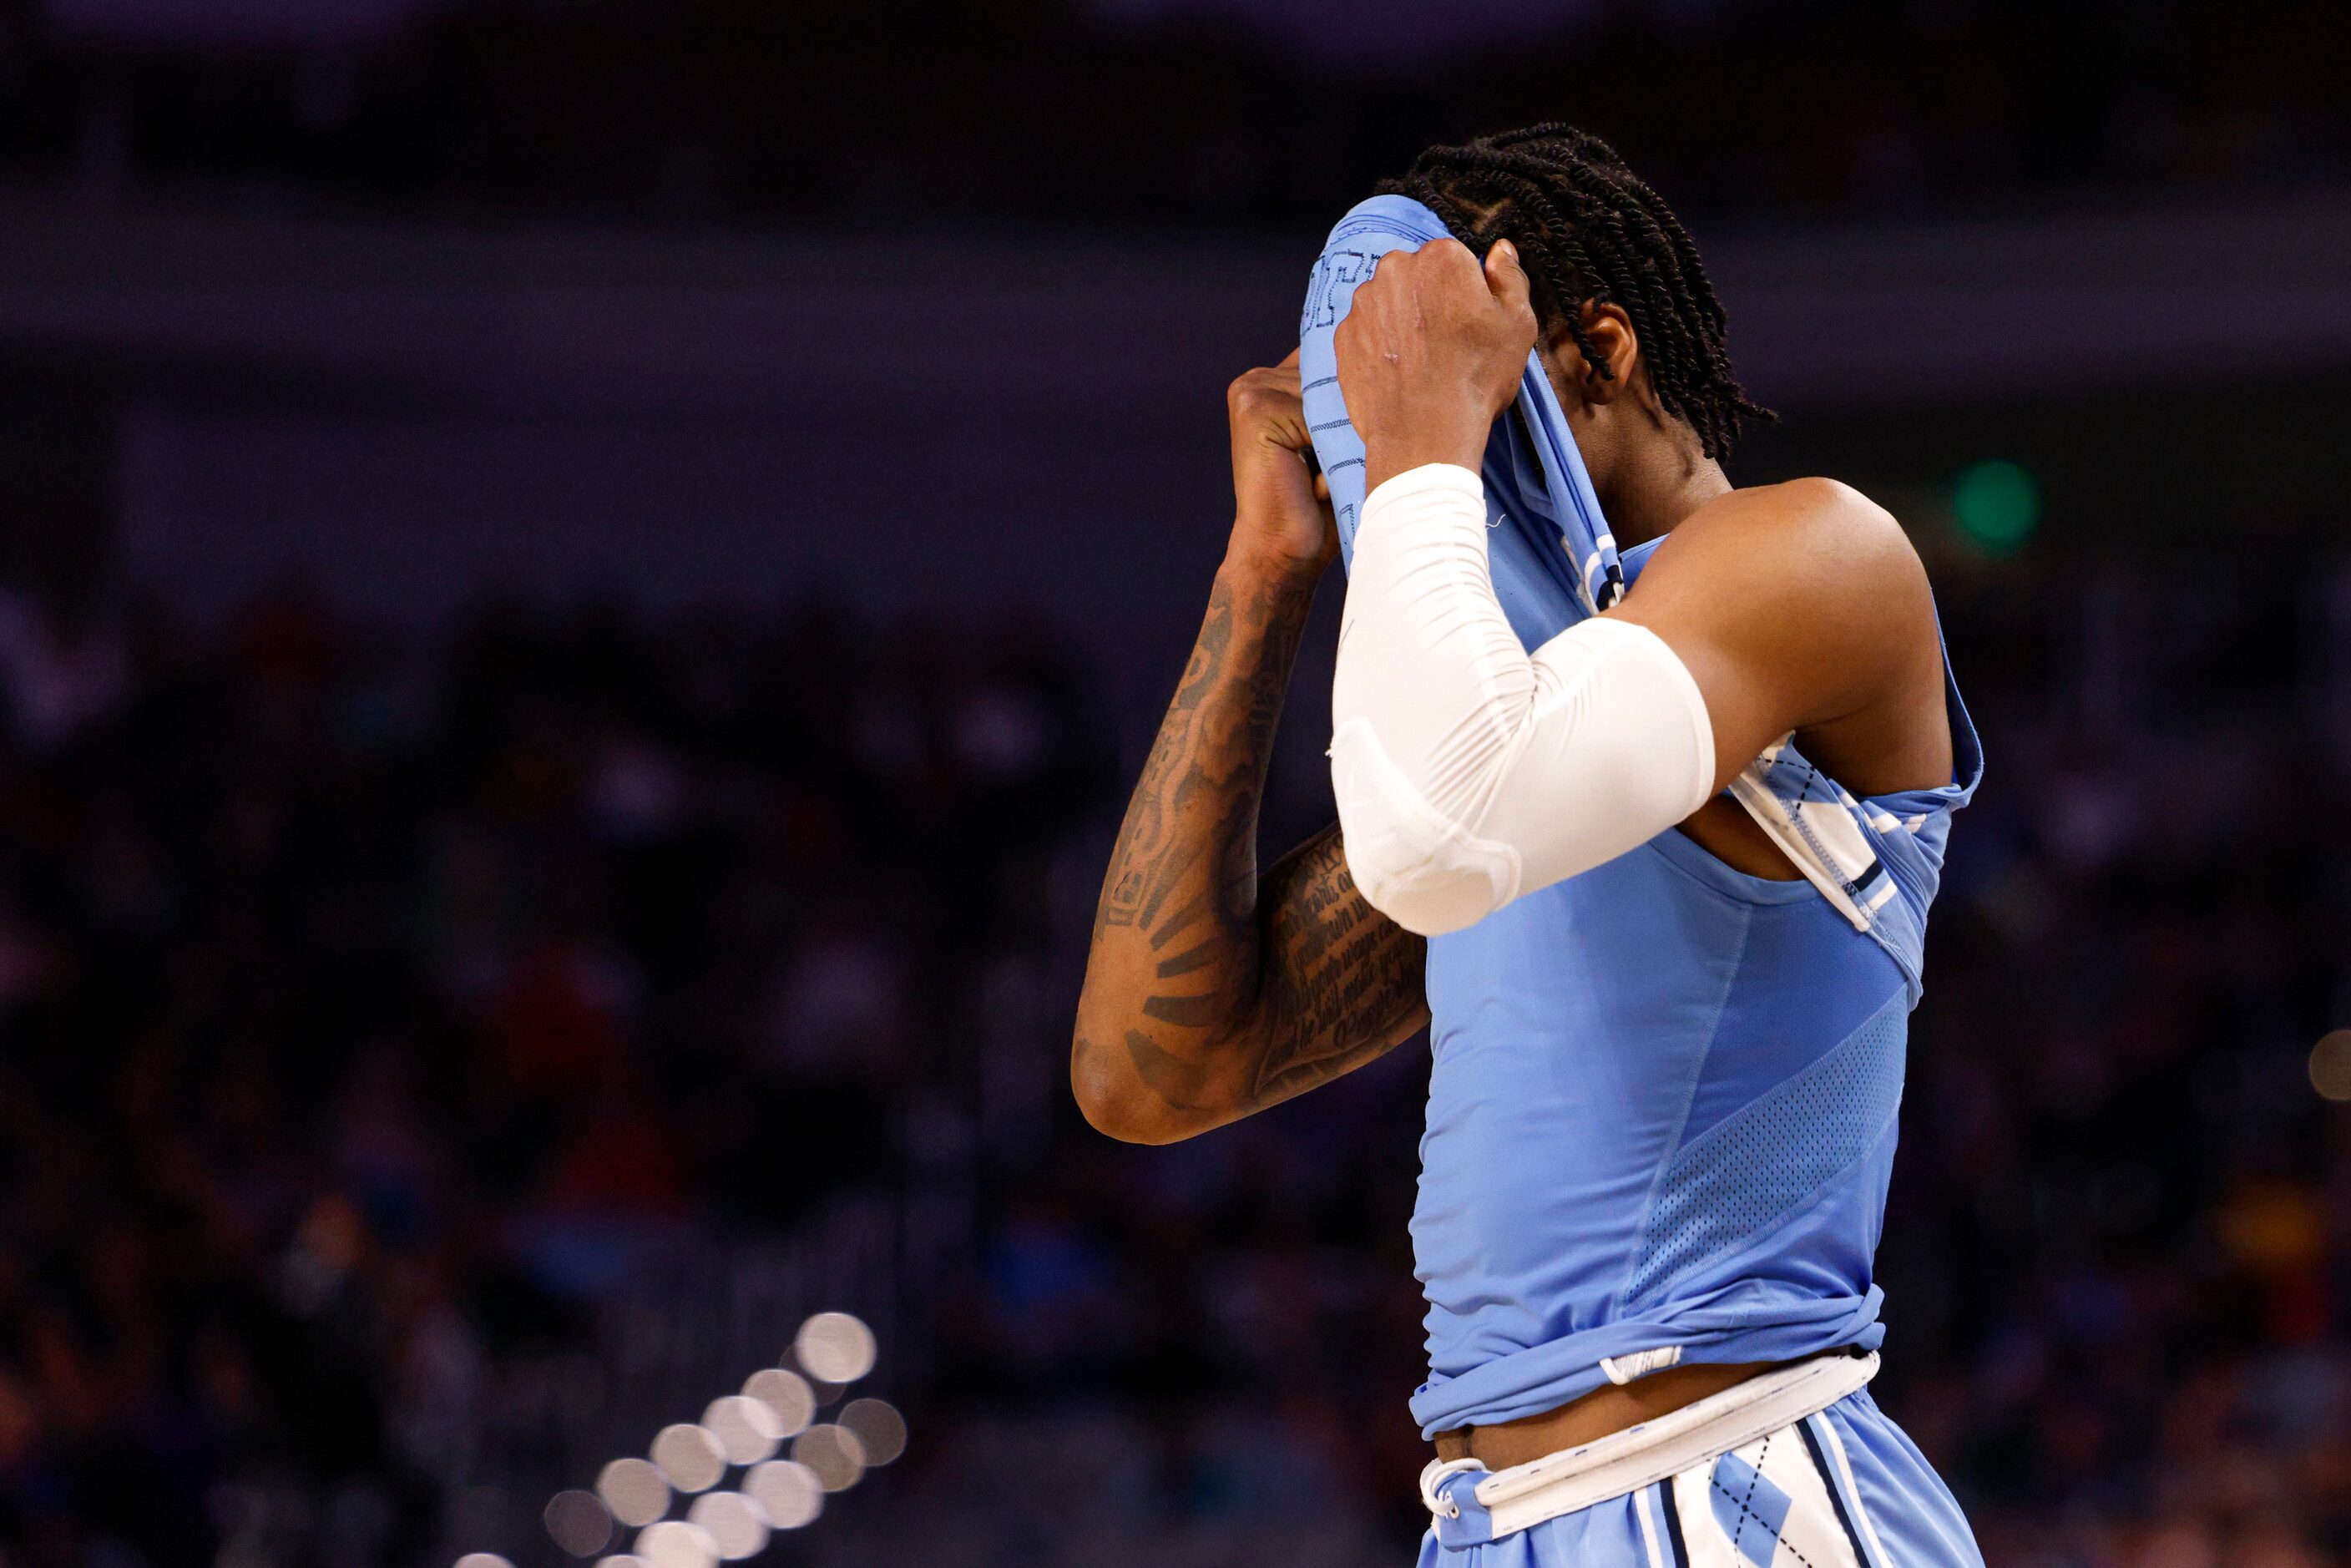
[1413,825,1910,1365]
[1405,509,1979,1435]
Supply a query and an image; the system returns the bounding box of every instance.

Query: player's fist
[1335,238,1536,493]
[1225,351,1337,578]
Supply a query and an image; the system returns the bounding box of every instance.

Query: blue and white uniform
[1299,196,1987,1565]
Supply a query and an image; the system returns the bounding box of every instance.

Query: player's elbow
[1070,1058,1164,1145]
[1069,1024,1204,1146]
[1342,852,1510,938]
[1071,1080,1197,1146]
[1329,619,1721,933]
[1330,718,1519,937]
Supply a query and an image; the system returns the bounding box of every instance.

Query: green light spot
[1952,459,2041,555]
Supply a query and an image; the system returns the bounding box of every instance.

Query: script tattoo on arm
[1073,555,1428,1144]
[1244,823,1427,1106]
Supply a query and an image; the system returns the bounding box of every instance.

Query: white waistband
[1418,1351,1879,1540]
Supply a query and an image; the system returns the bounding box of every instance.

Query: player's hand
[1336,238,1536,493]
[1226,352,1337,579]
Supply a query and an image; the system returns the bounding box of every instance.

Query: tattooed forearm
[1096,574,1288,943]
[1073,551,1428,1145]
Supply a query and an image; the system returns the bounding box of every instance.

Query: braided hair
[1380,124,1773,463]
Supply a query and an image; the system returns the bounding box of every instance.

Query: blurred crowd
[0,0,2346,226]
[0,529,2348,1566]
[0,581,1109,1564]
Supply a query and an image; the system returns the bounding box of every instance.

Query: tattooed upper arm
[1246,823,1428,1111]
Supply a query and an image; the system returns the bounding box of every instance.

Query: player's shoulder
[1680,476,1910,558]
[1627,477,1934,668]
[1655,477,1925,602]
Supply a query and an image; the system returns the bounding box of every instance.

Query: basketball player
[1073,126,1984,1565]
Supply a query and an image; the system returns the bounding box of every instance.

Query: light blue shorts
[1415,1391,1982,1568]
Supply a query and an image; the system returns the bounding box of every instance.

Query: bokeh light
[544,1489,614,1557]
[1952,458,2042,555]
[2310,1029,2351,1100]
[635,1520,718,1568]
[701,1394,783,1465]
[650,1424,727,1495]
[741,1368,816,1437]
[500,1315,895,1568]
[596,1459,672,1528]
[744,1460,825,1530]
[794,1312,877,1383]
[455,1556,514,1568]
[790,1423,867,1492]
[837,1398,907,1467]
[685,1491,771,1560]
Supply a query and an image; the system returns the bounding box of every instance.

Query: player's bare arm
[1605,478,1954,801]
[1070,357,1429,1147]
[1333,235,1951,907]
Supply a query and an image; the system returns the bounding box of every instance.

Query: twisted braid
[1379,124,1774,463]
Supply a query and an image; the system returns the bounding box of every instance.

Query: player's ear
[1549,303,1641,403]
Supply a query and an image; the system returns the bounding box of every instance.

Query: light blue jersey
[1297,196,1984,1453]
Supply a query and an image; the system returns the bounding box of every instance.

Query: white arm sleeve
[1330,463,1717,937]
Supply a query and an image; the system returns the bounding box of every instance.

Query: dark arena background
[0,2,2348,1565]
